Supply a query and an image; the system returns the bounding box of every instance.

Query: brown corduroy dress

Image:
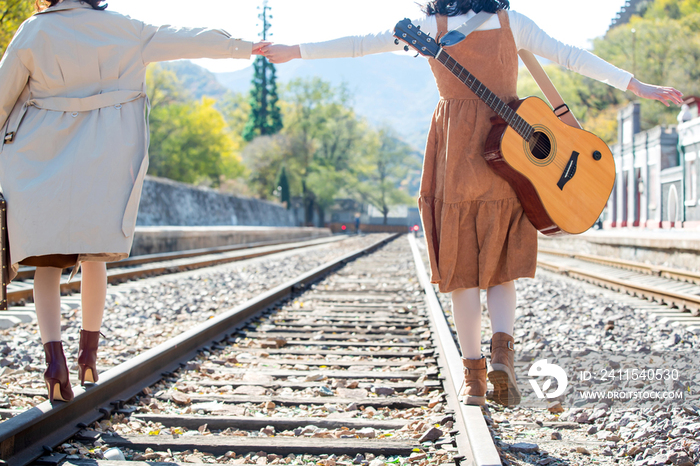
[419,10,538,293]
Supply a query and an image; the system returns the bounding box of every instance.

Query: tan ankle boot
[488,332,521,406]
[459,356,487,406]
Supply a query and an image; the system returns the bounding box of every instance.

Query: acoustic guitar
[394,19,616,236]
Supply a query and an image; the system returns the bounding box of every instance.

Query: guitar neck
[436,50,534,140]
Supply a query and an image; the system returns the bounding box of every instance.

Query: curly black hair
[421,0,509,16]
[36,0,107,12]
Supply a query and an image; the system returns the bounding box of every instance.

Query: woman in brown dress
[262,0,682,406]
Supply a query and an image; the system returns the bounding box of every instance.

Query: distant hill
[215,54,440,151]
[161,61,230,101]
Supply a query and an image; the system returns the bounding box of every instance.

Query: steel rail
[5,236,346,306]
[408,234,501,466]
[13,236,337,281]
[0,234,399,466]
[538,247,700,285]
[537,258,700,314]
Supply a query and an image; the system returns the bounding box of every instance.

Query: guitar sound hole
[529,131,552,160]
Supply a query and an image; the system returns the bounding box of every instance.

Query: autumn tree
[0,0,33,57]
[146,64,245,187]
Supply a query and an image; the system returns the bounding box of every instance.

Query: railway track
[4,236,347,308]
[0,235,501,466]
[537,247,700,323]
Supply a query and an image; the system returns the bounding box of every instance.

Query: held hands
[252,42,272,55]
[260,44,302,64]
[627,78,684,107]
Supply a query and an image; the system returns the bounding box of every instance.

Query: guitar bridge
[557,151,579,191]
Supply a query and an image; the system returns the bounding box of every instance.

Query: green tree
[275,166,291,209]
[219,92,252,136]
[0,0,33,57]
[354,128,418,225]
[282,77,365,224]
[242,2,282,141]
[241,133,306,200]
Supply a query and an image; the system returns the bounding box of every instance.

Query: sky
[107,0,630,73]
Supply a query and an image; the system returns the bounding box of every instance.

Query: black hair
[36,0,107,11]
[421,0,509,16]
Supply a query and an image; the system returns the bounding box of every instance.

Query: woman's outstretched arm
[139,21,269,64]
[262,15,442,64]
[510,11,683,106]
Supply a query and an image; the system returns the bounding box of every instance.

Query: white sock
[451,288,482,359]
[487,281,516,336]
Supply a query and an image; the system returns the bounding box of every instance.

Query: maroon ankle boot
[78,329,101,384]
[43,341,74,403]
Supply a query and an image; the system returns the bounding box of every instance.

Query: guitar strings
[440,52,570,173]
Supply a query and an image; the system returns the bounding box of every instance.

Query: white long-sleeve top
[300,10,633,92]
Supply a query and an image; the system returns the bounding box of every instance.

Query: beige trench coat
[0,0,252,276]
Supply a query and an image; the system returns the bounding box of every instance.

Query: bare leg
[33,267,63,344]
[451,287,482,359]
[80,261,107,331]
[486,281,517,336]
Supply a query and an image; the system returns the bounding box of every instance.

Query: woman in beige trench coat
[0,0,265,402]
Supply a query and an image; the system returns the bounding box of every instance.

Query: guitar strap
[448,12,582,130]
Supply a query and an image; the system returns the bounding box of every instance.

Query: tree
[282,77,366,224]
[146,64,187,109]
[275,166,291,209]
[0,0,33,57]
[645,0,700,19]
[242,1,282,141]
[219,92,252,136]
[148,97,245,186]
[354,128,418,225]
[145,64,248,188]
[241,133,306,200]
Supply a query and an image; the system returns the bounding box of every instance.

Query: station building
[604,97,700,230]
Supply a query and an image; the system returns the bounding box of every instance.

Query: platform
[539,228,700,271]
[130,226,332,256]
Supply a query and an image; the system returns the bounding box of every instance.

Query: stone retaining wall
[137,176,302,227]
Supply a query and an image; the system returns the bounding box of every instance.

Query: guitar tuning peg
[394,39,400,45]
[404,45,409,52]
[416,25,421,29]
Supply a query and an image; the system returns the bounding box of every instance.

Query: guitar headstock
[394,18,441,58]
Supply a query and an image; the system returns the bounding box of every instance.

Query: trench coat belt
[4,90,145,143]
